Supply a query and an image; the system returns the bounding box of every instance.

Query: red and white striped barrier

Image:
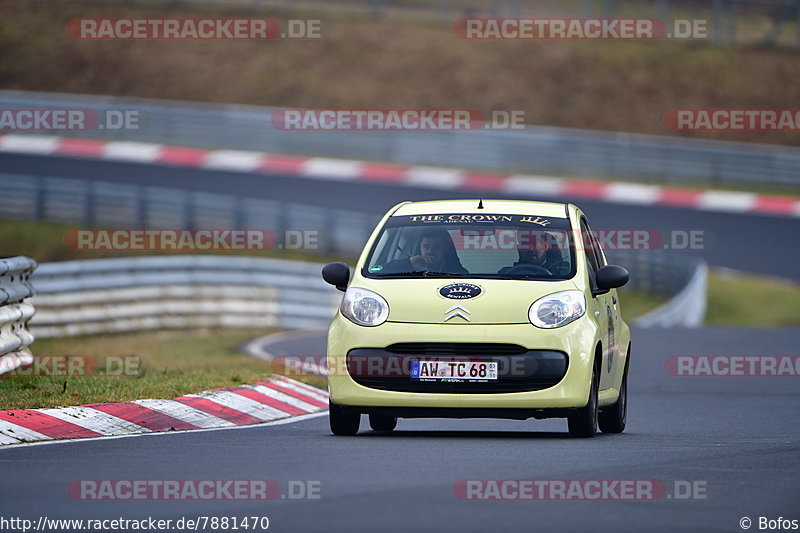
[0,375,327,446]
[1,133,798,218]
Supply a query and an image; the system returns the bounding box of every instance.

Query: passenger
[497,231,568,276]
[386,228,468,274]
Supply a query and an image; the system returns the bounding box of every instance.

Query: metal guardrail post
[184,190,195,230]
[0,256,38,376]
[33,176,44,220]
[135,185,146,229]
[234,198,247,231]
[83,180,93,227]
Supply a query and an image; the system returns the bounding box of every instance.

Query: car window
[363,213,576,280]
[579,218,601,276]
[582,218,606,268]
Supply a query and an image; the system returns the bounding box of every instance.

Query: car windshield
[363,213,576,280]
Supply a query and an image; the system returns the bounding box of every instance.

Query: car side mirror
[594,265,629,294]
[322,262,350,292]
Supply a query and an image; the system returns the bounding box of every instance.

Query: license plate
[411,360,498,381]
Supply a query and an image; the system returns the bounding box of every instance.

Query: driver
[497,230,567,276]
[386,228,468,274]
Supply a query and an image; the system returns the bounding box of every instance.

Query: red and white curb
[0,375,328,446]
[1,133,798,218]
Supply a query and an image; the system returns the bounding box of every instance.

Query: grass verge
[0,328,279,410]
[617,288,667,321]
[705,269,800,327]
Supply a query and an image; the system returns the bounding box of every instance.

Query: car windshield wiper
[373,271,468,278]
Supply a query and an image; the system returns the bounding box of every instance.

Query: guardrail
[26,251,706,339]
[635,261,708,327]
[0,172,381,258]
[606,250,703,297]
[2,90,798,187]
[608,250,707,327]
[0,256,38,376]
[29,255,341,338]
[0,169,706,328]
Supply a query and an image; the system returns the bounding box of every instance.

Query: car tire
[599,373,627,434]
[568,367,598,438]
[368,413,397,432]
[329,402,360,436]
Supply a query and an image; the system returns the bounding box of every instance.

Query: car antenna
[477,198,484,209]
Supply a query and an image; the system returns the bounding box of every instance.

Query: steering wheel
[505,264,553,276]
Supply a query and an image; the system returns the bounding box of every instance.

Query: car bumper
[327,315,599,410]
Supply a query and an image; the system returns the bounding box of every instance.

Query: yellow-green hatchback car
[321,199,631,437]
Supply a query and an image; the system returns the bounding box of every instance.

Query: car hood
[353,278,581,325]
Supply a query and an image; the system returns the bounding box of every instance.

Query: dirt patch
[1,0,798,146]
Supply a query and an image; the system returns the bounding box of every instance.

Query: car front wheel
[568,368,598,438]
[599,373,627,434]
[329,402,360,436]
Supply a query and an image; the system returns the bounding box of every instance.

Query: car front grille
[347,344,568,393]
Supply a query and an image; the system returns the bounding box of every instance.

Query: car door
[580,218,617,391]
[592,227,624,390]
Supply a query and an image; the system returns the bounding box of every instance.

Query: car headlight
[341,287,389,327]
[528,290,586,329]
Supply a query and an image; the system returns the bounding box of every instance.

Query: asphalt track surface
[1,153,799,280]
[1,153,798,532]
[1,328,799,533]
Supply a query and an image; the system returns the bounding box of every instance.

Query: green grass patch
[706,269,800,327]
[0,328,284,410]
[618,270,800,327]
[617,288,668,321]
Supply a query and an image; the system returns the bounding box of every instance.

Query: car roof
[392,199,570,218]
